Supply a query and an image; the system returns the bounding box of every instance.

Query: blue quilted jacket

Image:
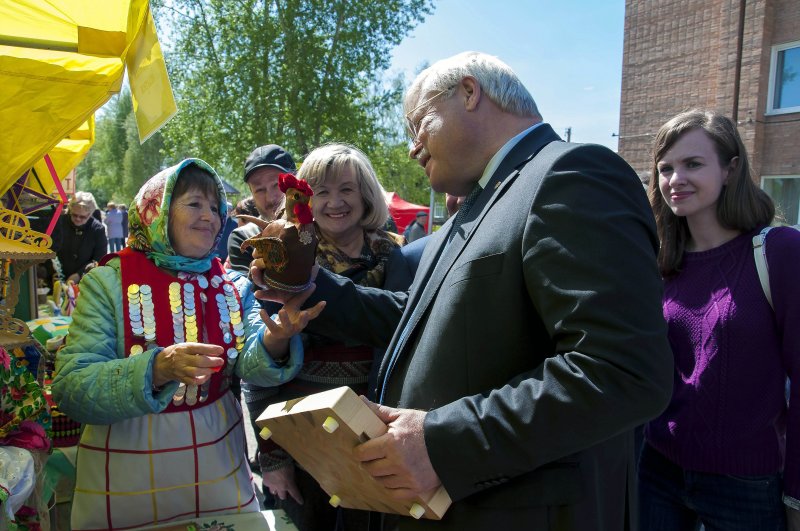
[53,259,302,424]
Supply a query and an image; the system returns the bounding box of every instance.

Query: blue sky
[388,0,625,151]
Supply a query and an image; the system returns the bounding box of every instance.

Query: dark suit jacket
[305,124,672,530]
[384,236,428,291]
[365,236,429,399]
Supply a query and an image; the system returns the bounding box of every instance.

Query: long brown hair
[647,109,774,276]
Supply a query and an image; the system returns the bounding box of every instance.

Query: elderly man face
[246,167,283,220]
[406,81,484,197]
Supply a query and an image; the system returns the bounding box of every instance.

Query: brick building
[618,0,800,223]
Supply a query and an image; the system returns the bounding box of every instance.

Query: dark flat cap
[244,145,296,182]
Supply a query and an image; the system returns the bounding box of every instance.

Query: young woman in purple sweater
[639,109,800,530]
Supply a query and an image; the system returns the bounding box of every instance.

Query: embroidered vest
[106,248,244,412]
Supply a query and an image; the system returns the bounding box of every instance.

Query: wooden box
[255,386,450,520]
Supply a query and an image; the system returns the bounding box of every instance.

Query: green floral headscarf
[127,158,228,273]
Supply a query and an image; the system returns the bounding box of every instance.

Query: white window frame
[766,40,800,115]
[761,174,800,225]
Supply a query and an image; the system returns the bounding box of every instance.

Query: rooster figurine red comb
[278,173,314,225]
[239,173,318,292]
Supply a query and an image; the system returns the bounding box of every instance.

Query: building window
[762,175,800,225]
[767,41,800,115]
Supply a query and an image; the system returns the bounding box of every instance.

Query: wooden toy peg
[322,416,339,433]
[409,503,425,519]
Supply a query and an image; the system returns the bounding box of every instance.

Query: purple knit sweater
[645,227,800,503]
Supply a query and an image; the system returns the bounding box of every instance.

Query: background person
[403,211,428,243]
[639,109,800,530]
[227,144,296,274]
[214,201,237,263]
[104,201,125,252]
[53,159,321,530]
[119,204,129,247]
[254,51,673,531]
[226,145,297,507]
[223,197,260,271]
[57,191,107,283]
[234,196,260,226]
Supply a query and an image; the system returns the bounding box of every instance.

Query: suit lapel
[377,125,562,397]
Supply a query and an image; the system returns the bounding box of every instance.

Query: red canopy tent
[385,192,429,234]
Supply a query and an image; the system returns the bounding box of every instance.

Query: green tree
[122,111,165,201]
[76,93,131,206]
[154,0,433,177]
[76,87,167,207]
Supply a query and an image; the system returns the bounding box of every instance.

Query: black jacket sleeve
[227,225,256,274]
[303,268,408,349]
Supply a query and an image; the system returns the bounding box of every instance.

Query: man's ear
[461,76,481,111]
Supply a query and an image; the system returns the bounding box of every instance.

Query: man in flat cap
[227,144,297,507]
[227,144,297,273]
[404,211,429,243]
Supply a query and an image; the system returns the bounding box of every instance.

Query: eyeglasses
[405,85,455,146]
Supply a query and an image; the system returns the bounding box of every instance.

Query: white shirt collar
[478,122,545,189]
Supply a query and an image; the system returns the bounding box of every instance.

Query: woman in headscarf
[53,159,322,530]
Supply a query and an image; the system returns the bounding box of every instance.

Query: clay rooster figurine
[240,173,318,292]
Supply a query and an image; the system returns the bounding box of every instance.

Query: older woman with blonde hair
[252,143,403,531]
[300,143,402,283]
[56,191,108,283]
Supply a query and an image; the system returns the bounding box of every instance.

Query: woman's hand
[260,284,326,339]
[152,342,225,387]
[263,464,303,505]
[260,285,326,359]
[249,256,320,306]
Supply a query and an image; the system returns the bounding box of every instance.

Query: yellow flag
[127,8,177,143]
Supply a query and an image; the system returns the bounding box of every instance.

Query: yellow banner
[127,9,176,143]
[0,0,175,195]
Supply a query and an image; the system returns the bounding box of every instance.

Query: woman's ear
[725,156,739,184]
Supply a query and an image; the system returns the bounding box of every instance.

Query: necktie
[379,184,483,403]
[446,185,483,244]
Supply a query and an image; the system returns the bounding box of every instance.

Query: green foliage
[75,89,166,207]
[371,141,429,205]
[78,0,437,206]
[122,111,165,201]
[154,0,433,179]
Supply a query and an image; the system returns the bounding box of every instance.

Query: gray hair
[297,143,389,231]
[69,191,98,213]
[404,51,541,119]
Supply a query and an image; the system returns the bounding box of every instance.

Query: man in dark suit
[253,51,673,530]
[365,236,430,400]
